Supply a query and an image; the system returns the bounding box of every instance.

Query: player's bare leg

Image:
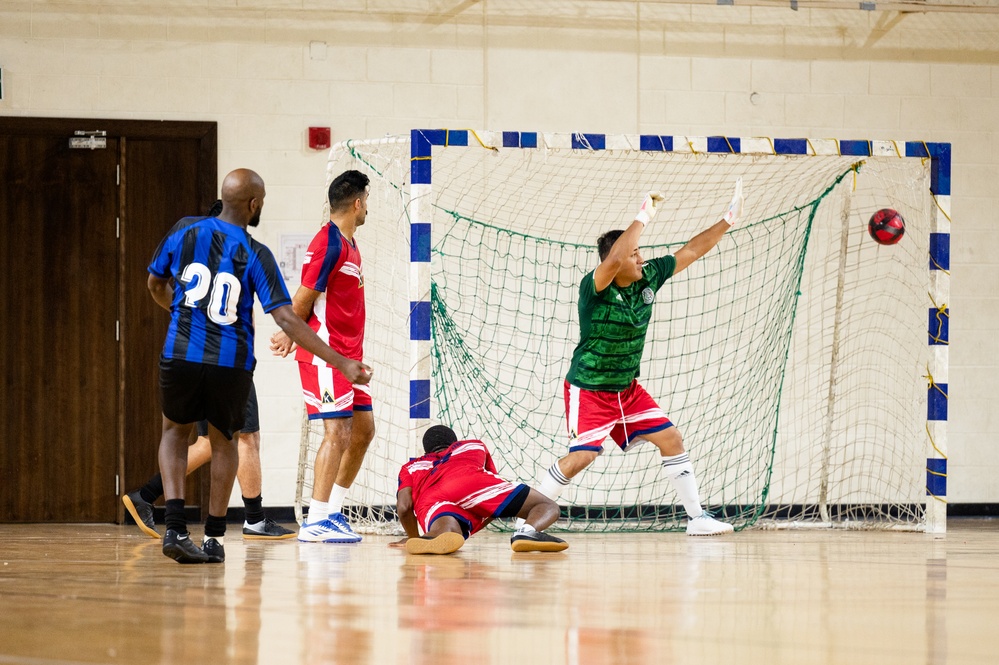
[310,417,352,515]
[205,428,239,518]
[513,450,598,531]
[518,489,561,531]
[236,431,295,539]
[325,410,373,535]
[197,425,239,562]
[124,428,209,540]
[236,431,262,498]
[555,450,599,481]
[406,516,465,556]
[186,434,212,471]
[333,409,374,491]
[187,432,292,539]
[159,419,196,503]
[511,489,568,553]
[187,432,258,494]
[527,449,598,511]
[299,417,362,542]
[158,418,211,563]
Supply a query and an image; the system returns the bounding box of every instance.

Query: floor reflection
[0,524,996,665]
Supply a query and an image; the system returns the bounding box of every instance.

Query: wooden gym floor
[1,519,998,665]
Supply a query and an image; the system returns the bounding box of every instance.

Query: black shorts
[159,357,253,440]
[196,381,259,437]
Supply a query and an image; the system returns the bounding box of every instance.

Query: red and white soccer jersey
[564,379,673,454]
[295,222,365,365]
[398,439,527,537]
[295,222,369,418]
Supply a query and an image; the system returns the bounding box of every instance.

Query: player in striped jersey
[529,181,745,537]
[123,200,294,542]
[394,425,567,555]
[149,169,371,564]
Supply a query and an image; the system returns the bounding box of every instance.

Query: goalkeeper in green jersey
[529,179,744,536]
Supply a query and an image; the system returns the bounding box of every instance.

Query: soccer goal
[295,130,950,534]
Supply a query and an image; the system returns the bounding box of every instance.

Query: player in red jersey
[394,425,568,555]
[270,170,374,543]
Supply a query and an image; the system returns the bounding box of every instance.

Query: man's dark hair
[328,170,369,212]
[422,425,458,454]
[207,199,223,217]
[597,230,625,261]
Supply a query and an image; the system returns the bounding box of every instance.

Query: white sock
[204,535,224,545]
[661,453,704,519]
[516,462,572,529]
[539,462,571,502]
[516,523,537,535]
[308,499,329,524]
[329,484,349,514]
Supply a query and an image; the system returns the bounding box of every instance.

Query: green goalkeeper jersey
[566,254,677,392]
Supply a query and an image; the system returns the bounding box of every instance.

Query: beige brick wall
[2,0,996,507]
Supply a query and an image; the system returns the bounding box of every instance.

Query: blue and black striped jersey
[148,216,291,370]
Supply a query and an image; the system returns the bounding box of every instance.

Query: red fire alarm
[308,127,331,150]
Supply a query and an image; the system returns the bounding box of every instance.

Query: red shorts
[298,361,372,419]
[415,472,529,538]
[564,379,673,453]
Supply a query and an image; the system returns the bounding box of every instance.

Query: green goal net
[297,132,936,533]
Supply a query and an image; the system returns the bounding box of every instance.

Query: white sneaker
[297,518,361,543]
[686,513,734,536]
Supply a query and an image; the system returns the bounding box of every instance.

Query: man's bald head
[220,169,266,228]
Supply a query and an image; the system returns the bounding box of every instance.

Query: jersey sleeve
[644,255,677,291]
[300,226,343,292]
[248,242,292,313]
[148,217,198,278]
[397,464,414,493]
[148,239,173,279]
[579,270,599,300]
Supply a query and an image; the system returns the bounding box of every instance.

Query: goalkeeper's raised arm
[592,191,664,292]
[673,177,744,275]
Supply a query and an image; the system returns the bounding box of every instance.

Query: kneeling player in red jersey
[394,425,568,555]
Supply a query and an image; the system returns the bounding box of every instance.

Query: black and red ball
[868,208,906,246]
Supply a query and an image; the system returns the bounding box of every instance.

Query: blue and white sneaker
[327,512,362,543]
[297,515,362,543]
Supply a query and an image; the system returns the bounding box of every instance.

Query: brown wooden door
[0,131,120,521]
[0,118,216,522]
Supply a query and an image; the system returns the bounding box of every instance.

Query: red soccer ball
[868,208,906,246]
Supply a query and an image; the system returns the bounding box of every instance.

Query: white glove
[723,177,744,226]
[634,191,665,226]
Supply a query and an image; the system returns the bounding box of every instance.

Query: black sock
[139,474,164,504]
[164,499,186,534]
[204,514,227,539]
[242,495,265,525]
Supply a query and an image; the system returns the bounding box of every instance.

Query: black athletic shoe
[202,537,225,563]
[122,490,160,539]
[511,530,569,553]
[162,530,209,564]
[242,518,297,540]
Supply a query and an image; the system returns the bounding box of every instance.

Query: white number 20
[180,262,242,326]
